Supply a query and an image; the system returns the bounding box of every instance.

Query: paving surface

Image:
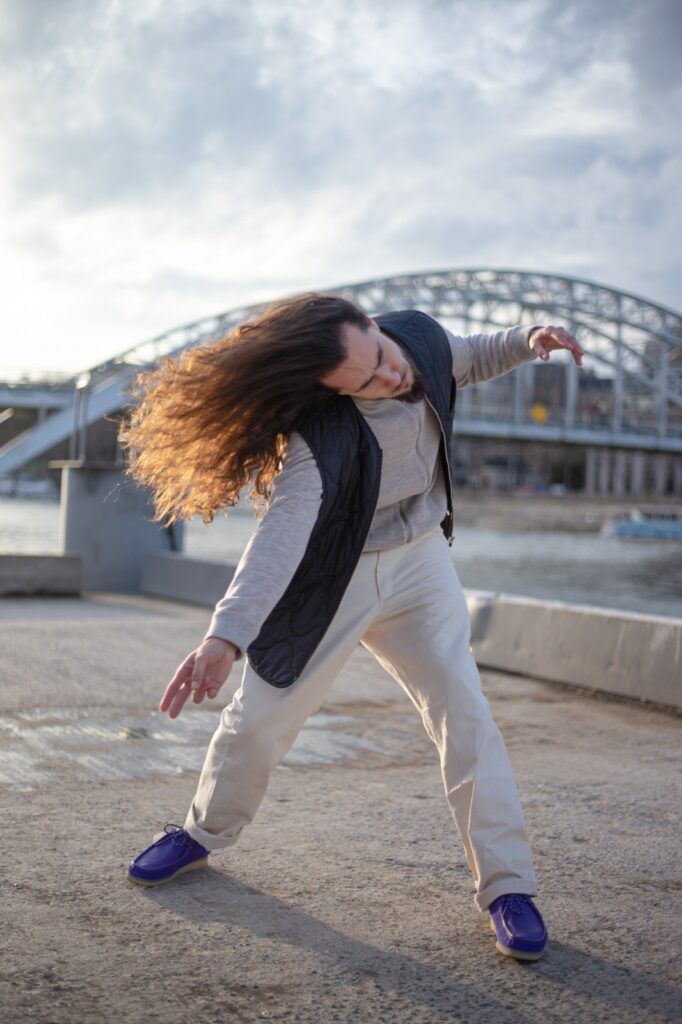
[0,592,680,1024]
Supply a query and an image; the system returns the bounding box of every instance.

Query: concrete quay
[0,591,680,1024]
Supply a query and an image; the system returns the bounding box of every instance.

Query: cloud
[0,0,680,374]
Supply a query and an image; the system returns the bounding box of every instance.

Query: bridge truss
[1,268,681,480]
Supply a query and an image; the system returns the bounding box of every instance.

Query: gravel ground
[1,592,680,1024]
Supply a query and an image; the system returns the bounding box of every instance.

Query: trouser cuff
[184,812,244,852]
[475,877,538,913]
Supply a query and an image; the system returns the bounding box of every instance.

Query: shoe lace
[162,823,194,847]
[502,894,530,915]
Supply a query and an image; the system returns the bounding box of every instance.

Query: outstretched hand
[159,637,240,719]
[529,325,584,366]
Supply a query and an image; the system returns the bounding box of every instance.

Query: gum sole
[489,916,546,961]
[127,856,209,887]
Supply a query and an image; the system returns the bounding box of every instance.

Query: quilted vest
[246,309,456,688]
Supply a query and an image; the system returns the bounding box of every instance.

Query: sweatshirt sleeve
[444,324,543,388]
[203,431,323,659]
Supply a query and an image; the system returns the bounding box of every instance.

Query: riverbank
[2,490,680,542]
[452,492,682,533]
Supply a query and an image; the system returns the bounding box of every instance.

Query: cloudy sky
[1,0,680,377]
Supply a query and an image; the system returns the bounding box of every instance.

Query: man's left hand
[529,325,584,366]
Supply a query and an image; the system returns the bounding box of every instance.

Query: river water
[1,496,681,619]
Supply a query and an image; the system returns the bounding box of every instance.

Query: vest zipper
[423,393,455,547]
[398,500,410,542]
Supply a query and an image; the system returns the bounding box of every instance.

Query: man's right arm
[203,431,323,659]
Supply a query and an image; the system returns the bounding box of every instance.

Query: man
[125,293,584,962]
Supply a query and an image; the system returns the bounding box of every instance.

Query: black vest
[246,310,456,688]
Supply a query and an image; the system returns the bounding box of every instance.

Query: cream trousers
[184,524,539,912]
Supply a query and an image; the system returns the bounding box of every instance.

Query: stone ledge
[141,550,238,607]
[466,589,681,711]
[0,554,82,597]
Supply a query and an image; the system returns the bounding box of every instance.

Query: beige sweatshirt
[204,321,542,659]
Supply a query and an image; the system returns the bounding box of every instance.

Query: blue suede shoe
[127,824,210,887]
[488,893,548,961]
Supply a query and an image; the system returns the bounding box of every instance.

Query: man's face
[321,319,426,403]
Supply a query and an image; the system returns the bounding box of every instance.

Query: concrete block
[466,590,681,710]
[141,551,237,607]
[0,554,82,597]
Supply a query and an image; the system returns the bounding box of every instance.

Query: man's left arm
[444,323,583,388]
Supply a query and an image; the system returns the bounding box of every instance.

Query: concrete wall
[467,590,680,710]
[140,550,236,607]
[0,554,81,596]
[141,551,681,711]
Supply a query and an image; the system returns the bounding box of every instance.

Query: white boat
[601,508,682,540]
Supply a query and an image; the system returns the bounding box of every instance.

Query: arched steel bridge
[1,267,681,477]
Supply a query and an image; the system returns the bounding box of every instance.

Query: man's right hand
[159,637,240,719]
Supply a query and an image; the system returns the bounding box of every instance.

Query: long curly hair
[117,291,371,526]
